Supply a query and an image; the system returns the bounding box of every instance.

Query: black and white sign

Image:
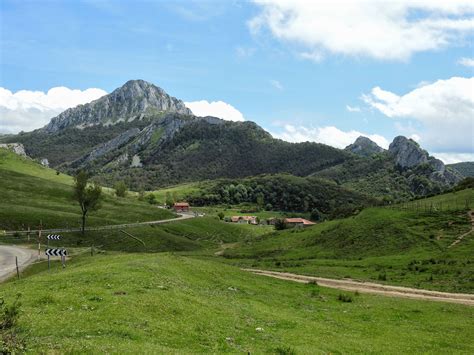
[45,248,67,257]
[46,234,61,240]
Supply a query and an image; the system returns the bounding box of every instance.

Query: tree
[165,192,174,207]
[73,171,102,236]
[114,181,128,197]
[146,193,157,205]
[310,208,322,222]
[217,212,225,220]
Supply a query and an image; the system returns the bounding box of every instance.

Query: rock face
[44,80,193,133]
[389,136,462,185]
[345,136,385,157]
[389,136,429,168]
[0,143,27,157]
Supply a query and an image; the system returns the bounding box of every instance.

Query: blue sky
[1,0,473,163]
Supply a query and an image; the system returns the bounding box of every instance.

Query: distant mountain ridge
[0,79,465,200]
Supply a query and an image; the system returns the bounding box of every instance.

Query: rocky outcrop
[345,136,385,157]
[44,80,193,133]
[389,136,461,185]
[71,128,141,167]
[389,136,429,168]
[0,143,27,157]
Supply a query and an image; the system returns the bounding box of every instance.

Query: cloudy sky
[1,0,473,163]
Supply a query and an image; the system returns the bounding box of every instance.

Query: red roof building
[173,202,190,212]
[284,218,315,227]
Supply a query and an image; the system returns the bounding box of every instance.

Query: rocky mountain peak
[43,79,193,133]
[388,136,428,168]
[388,135,462,185]
[345,136,385,157]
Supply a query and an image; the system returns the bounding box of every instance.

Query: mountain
[0,79,463,199]
[44,79,192,133]
[448,162,474,177]
[315,136,462,202]
[345,136,385,157]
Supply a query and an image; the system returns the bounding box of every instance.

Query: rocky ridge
[345,136,385,157]
[44,80,192,133]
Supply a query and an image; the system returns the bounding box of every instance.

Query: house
[173,202,190,212]
[284,218,315,228]
[231,216,258,225]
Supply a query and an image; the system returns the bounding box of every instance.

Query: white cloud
[346,105,361,112]
[0,87,107,133]
[249,0,474,61]
[184,100,245,121]
[458,57,474,67]
[362,76,474,152]
[433,152,474,164]
[235,46,256,58]
[271,124,390,149]
[270,79,284,90]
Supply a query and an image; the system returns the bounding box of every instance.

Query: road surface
[3,213,195,236]
[244,269,474,306]
[0,245,37,282]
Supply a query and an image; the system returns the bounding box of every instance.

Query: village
[171,201,315,228]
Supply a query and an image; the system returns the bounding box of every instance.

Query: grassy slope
[219,189,474,292]
[0,149,174,230]
[1,254,473,353]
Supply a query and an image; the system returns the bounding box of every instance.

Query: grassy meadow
[1,253,473,353]
[0,149,174,230]
[217,189,474,292]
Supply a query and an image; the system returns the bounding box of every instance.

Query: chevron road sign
[46,234,61,240]
[45,248,67,257]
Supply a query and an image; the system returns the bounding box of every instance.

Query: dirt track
[244,269,474,306]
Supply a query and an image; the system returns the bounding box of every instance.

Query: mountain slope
[448,162,474,177]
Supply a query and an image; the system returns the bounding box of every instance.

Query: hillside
[1,254,472,353]
[219,189,474,292]
[0,148,174,230]
[449,162,474,177]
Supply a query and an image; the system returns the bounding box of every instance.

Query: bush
[275,346,297,355]
[146,193,157,205]
[0,294,25,353]
[114,181,128,197]
[217,212,225,220]
[337,293,353,303]
[274,219,287,231]
[378,272,387,281]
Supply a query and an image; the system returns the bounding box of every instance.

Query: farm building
[173,202,190,212]
[284,218,315,228]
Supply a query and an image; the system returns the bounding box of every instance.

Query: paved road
[0,245,37,282]
[3,213,195,236]
[244,269,474,306]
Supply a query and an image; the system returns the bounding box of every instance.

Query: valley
[0,79,473,353]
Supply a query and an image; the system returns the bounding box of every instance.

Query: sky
[0,0,473,163]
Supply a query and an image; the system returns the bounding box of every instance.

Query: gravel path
[244,268,474,306]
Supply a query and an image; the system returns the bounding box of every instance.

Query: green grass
[0,148,175,230]
[1,253,473,353]
[151,182,204,204]
[2,217,269,254]
[218,190,474,292]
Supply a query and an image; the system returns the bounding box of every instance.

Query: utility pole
[37,220,42,261]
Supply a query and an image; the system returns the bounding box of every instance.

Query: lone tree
[73,171,102,236]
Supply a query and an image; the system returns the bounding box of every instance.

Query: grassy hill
[0,148,174,230]
[1,253,473,353]
[218,189,474,292]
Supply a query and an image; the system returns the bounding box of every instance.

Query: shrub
[114,181,128,197]
[274,219,287,231]
[146,194,157,205]
[337,293,353,303]
[378,272,387,281]
[275,346,297,355]
[217,212,225,220]
[0,294,25,353]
